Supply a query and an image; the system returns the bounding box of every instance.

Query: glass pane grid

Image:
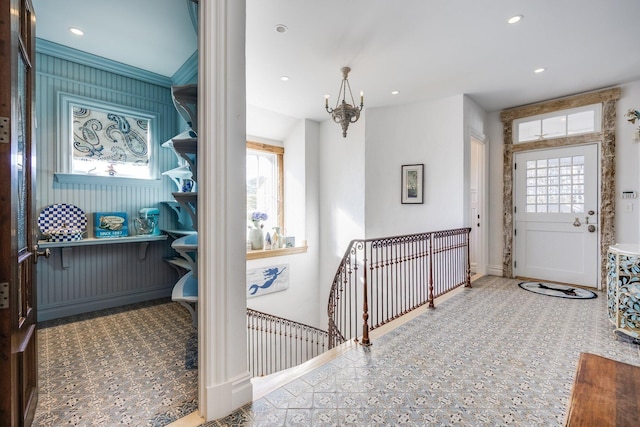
[525,155,585,214]
[515,108,597,143]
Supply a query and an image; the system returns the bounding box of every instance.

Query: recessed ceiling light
[508,15,523,24]
[69,27,84,36]
[280,76,289,81]
[534,67,546,73]
[391,90,400,95]
[274,24,288,34]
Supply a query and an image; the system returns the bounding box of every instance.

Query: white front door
[514,144,599,287]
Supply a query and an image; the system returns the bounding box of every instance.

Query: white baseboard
[487,264,504,276]
[202,372,253,421]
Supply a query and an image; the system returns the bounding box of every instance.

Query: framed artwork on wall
[247,264,289,298]
[401,164,424,204]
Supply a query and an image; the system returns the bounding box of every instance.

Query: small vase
[249,223,264,250]
[272,227,283,249]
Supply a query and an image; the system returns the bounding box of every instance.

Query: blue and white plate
[38,203,87,241]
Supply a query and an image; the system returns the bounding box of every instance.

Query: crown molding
[36,38,173,88]
[171,51,198,85]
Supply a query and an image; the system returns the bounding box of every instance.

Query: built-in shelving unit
[164,84,199,327]
[38,234,167,249]
[38,234,168,268]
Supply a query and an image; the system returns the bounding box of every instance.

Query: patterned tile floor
[31,276,640,426]
[206,276,640,426]
[33,298,197,426]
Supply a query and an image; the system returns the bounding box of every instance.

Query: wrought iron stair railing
[327,227,471,348]
[247,227,471,377]
[247,308,329,377]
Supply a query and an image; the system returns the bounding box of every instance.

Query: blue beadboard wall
[35,42,192,321]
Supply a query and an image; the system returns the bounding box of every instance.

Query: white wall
[317,113,366,310]
[485,80,640,276]
[364,95,466,238]
[246,120,324,329]
[615,81,640,244]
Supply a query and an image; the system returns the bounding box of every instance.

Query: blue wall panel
[35,49,185,321]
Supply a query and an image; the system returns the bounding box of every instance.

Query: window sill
[246,243,308,260]
[54,173,162,187]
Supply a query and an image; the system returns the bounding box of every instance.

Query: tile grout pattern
[205,276,640,426]
[33,298,198,426]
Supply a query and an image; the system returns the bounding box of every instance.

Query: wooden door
[0,0,38,425]
[514,144,599,287]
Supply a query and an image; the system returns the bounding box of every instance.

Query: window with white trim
[55,92,159,184]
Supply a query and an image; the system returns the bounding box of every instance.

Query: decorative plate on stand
[38,203,87,242]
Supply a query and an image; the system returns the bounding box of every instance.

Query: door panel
[514,144,599,287]
[0,0,38,425]
[517,222,594,283]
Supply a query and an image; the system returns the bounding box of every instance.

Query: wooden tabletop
[565,352,640,426]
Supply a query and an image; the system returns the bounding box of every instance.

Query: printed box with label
[94,212,129,238]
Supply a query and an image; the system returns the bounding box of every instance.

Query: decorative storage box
[607,244,640,339]
[94,212,129,238]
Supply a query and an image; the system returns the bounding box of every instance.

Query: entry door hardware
[34,245,51,264]
[0,117,8,143]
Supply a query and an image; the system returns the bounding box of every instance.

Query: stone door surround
[501,87,620,287]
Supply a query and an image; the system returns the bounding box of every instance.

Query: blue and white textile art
[72,105,150,165]
[247,264,289,298]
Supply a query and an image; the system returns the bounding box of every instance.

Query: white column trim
[198,0,252,421]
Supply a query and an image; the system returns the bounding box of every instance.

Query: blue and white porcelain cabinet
[607,244,640,339]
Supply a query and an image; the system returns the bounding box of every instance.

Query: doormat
[518,281,597,299]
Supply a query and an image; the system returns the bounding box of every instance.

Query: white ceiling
[31,0,640,137]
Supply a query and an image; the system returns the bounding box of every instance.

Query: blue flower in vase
[251,211,268,222]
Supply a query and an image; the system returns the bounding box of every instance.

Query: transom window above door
[525,155,585,213]
[513,104,602,143]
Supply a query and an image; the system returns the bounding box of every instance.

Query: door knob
[588,225,596,233]
[573,218,582,227]
[34,245,51,264]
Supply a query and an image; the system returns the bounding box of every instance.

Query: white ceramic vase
[249,221,264,250]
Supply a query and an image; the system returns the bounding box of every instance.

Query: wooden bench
[565,352,640,426]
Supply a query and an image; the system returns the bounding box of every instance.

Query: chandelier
[325,67,363,138]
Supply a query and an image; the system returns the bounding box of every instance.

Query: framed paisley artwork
[56,92,159,182]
